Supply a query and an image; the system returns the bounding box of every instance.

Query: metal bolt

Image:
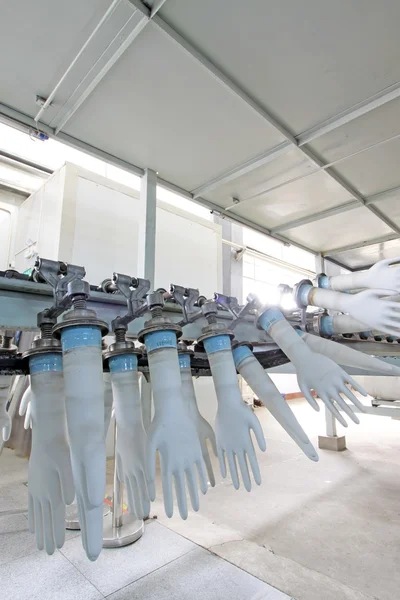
[115,329,126,343]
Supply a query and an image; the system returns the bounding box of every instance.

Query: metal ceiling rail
[322,233,400,257]
[40,0,169,134]
[34,0,122,123]
[193,79,400,198]
[0,150,53,175]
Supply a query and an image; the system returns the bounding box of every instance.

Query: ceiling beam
[0,150,53,175]
[322,233,400,256]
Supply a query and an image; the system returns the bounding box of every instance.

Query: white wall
[0,188,25,269]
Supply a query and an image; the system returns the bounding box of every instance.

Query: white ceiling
[1,0,400,269]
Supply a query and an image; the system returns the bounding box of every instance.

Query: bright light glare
[280,293,298,311]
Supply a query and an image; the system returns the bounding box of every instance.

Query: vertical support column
[315,253,325,275]
[315,254,347,451]
[213,217,243,301]
[138,168,157,289]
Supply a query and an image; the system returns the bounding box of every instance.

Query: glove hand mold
[145,345,208,520]
[260,311,367,427]
[28,366,74,555]
[233,347,318,462]
[205,340,266,492]
[61,328,106,561]
[328,256,400,293]
[301,331,400,376]
[180,366,217,486]
[110,364,150,520]
[309,287,400,338]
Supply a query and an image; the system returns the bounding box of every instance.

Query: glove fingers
[19,385,31,416]
[201,441,215,487]
[160,454,173,518]
[33,499,44,551]
[131,475,144,519]
[249,412,266,452]
[2,420,11,441]
[299,381,320,411]
[227,451,240,490]
[173,471,188,520]
[185,468,200,512]
[320,394,348,427]
[125,478,137,518]
[245,442,262,486]
[52,500,66,549]
[82,504,104,562]
[76,494,88,554]
[236,451,252,492]
[332,393,360,424]
[24,404,31,431]
[217,446,227,478]
[41,500,56,556]
[345,375,368,399]
[137,470,151,519]
[342,385,367,413]
[195,458,208,495]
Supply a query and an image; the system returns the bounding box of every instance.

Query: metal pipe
[34,0,122,123]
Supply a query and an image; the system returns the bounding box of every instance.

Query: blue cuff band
[109,354,138,373]
[179,354,191,369]
[320,315,334,337]
[232,345,253,367]
[318,275,329,289]
[61,326,102,351]
[145,330,177,353]
[299,283,313,307]
[203,334,231,354]
[258,308,284,332]
[29,353,62,374]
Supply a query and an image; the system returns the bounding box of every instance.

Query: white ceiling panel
[204,149,314,209]
[308,97,400,165]
[228,170,354,229]
[330,238,400,270]
[281,207,393,252]
[333,136,400,196]
[0,0,113,117]
[159,0,400,134]
[63,23,285,190]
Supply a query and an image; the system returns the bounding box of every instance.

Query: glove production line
[1,256,400,562]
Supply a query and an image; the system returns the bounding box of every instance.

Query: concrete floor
[152,399,400,600]
[1,398,399,600]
